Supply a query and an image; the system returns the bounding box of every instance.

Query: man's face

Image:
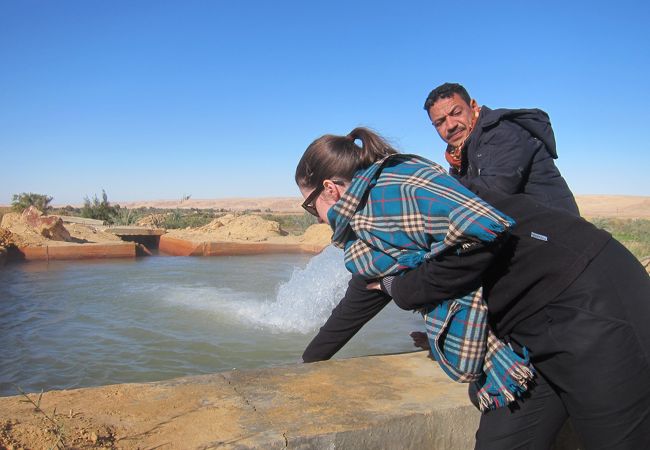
[428,93,479,148]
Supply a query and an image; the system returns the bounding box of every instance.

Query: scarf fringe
[475,360,535,412]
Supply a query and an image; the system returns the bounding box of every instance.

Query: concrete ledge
[0,352,580,449]
[9,242,136,262]
[105,226,166,236]
[159,235,324,256]
[57,215,106,226]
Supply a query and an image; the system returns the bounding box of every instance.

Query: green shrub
[261,212,318,235]
[591,218,650,260]
[162,210,217,229]
[11,192,53,213]
[113,207,144,226]
[81,190,118,224]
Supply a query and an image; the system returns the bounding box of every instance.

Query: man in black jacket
[424,83,579,215]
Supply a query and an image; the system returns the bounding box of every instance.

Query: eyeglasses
[301,180,345,218]
[301,185,325,217]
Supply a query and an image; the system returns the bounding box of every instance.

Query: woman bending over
[295,127,650,449]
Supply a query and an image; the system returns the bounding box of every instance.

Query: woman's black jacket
[302,190,610,363]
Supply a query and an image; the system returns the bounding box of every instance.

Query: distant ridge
[13,195,646,218]
[116,195,650,218]
[116,197,304,213]
[575,195,650,218]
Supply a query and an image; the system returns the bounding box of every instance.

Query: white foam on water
[159,246,351,334]
[235,245,351,333]
[161,285,251,313]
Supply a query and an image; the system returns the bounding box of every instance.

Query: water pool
[0,246,423,396]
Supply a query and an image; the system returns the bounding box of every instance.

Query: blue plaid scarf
[328,154,534,410]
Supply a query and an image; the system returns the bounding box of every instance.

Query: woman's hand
[366,280,382,291]
[410,331,430,350]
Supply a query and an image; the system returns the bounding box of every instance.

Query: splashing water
[246,245,351,332]
[155,246,351,334]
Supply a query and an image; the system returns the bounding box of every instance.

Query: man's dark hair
[423,83,471,111]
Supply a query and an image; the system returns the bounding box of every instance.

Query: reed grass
[591,218,650,260]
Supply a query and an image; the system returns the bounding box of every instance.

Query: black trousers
[475,239,650,450]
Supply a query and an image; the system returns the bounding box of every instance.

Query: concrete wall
[8,242,136,262]
[0,352,581,449]
[159,235,323,256]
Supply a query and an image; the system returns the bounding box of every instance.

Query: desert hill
[117,197,303,213]
[2,195,643,218]
[113,195,650,218]
[574,195,650,218]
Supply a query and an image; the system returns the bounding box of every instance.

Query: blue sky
[1,0,649,205]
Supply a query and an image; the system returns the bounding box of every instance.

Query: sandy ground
[575,195,650,218]
[161,214,331,247]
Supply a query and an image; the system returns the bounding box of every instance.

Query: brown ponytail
[295,127,398,189]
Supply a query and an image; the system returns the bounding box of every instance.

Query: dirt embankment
[166,213,288,242]
[142,210,331,248]
[0,208,122,249]
[0,208,332,260]
[2,194,648,264]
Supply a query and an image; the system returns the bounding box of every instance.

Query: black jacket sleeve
[391,242,502,311]
[302,241,504,362]
[302,275,392,363]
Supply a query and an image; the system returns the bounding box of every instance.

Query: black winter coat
[302,192,610,363]
[451,106,579,215]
